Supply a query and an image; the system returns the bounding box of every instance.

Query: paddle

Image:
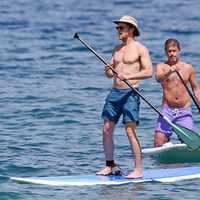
[176,71,200,112]
[74,33,200,150]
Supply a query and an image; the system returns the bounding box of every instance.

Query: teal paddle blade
[163,116,200,150]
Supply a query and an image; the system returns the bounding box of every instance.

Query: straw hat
[113,15,140,36]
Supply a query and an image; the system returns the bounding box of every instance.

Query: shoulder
[155,62,168,73]
[181,61,194,72]
[156,62,166,69]
[113,44,123,51]
[135,41,149,51]
[133,41,150,57]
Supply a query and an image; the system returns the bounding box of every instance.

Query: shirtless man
[154,38,200,147]
[96,15,153,178]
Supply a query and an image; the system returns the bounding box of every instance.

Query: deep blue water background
[0,0,200,199]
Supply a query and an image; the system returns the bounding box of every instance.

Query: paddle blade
[163,116,200,150]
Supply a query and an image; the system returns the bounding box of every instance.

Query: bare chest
[113,46,140,65]
[165,69,190,86]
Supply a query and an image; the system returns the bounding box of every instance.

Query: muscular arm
[155,63,178,83]
[104,64,114,78]
[126,45,153,80]
[104,48,116,78]
[156,63,170,83]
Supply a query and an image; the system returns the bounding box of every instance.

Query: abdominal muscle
[114,77,139,89]
[162,85,191,108]
[113,62,140,89]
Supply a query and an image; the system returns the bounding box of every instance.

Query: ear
[129,26,135,36]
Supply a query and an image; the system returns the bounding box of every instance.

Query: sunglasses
[115,26,127,31]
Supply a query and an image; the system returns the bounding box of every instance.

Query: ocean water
[0,0,200,199]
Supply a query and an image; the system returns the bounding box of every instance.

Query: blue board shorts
[101,88,140,124]
[155,105,194,138]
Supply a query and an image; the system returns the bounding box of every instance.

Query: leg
[154,131,169,147]
[154,107,173,147]
[174,107,194,142]
[124,122,142,179]
[96,120,116,175]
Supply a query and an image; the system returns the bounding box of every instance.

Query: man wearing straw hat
[96,15,153,178]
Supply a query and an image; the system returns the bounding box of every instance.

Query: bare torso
[158,61,192,108]
[112,41,142,89]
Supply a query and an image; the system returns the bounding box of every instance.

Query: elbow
[106,73,114,79]
[149,71,153,78]
[147,69,153,78]
[156,77,162,83]
[155,73,162,83]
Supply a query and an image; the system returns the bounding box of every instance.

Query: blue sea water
[0,0,200,199]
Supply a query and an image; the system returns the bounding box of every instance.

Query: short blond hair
[165,38,180,51]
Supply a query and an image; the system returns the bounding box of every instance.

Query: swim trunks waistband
[162,105,191,111]
[112,87,139,91]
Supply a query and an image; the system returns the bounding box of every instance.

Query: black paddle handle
[74,33,164,117]
[176,71,200,112]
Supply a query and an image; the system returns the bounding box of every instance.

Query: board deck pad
[142,143,200,163]
[10,166,200,186]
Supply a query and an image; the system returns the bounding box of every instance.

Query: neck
[166,59,179,66]
[122,36,135,45]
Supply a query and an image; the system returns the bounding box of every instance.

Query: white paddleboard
[142,143,200,163]
[10,166,200,186]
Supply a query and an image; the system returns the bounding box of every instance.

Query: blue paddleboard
[10,166,200,186]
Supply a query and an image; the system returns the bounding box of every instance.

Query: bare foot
[96,166,112,175]
[123,171,143,179]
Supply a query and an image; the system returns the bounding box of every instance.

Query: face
[115,22,132,40]
[165,45,181,63]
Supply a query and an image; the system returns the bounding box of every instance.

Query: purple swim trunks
[155,105,194,138]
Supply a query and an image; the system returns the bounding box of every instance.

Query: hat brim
[114,21,140,36]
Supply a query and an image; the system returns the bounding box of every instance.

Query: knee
[126,127,135,137]
[154,132,169,147]
[103,122,115,137]
[125,123,137,137]
[154,140,163,147]
[103,126,110,136]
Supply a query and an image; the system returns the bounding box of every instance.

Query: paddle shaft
[176,71,200,112]
[74,33,164,117]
